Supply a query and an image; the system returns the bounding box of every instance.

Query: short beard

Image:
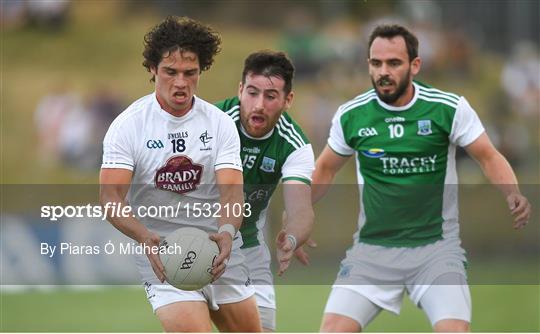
[371,70,410,105]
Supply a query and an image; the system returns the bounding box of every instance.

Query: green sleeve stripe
[419,91,459,104]
[339,90,376,112]
[338,94,377,116]
[418,87,459,105]
[276,125,301,150]
[328,144,353,157]
[418,86,460,101]
[282,176,311,185]
[278,117,306,146]
[418,95,457,109]
[228,110,239,119]
[225,105,240,115]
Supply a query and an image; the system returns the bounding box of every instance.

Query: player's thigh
[210,295,261,332]
[417,273,471,330]
[321,286,382,332]
[156,301,212,332]
[210,250,261,332]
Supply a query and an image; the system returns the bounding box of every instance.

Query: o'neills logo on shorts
[155,156,203,194]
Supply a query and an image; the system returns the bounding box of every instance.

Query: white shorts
[325,276,471,328]
[328,238,468,315]
[136,247,255,313]
[241,244,275,309]
[242,244,276,330]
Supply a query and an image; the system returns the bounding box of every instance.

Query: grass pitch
[1,285,538,332]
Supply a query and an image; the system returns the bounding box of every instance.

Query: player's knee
[156,302,213,332]
[320,313,363,333]
[229,313,261,332]
[221,317,261,332]
[212,298,262,332]
[433,319,470,332]
[158,314,213,332]
[160,319,212,332]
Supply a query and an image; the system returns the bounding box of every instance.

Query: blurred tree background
[2,0,539,184]
[2,0,538,284]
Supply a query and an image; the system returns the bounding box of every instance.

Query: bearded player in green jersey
[215,50,315,331]
[314,25,531,332]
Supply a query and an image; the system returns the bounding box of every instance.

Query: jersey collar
[152,92,197,122]
[376,82,419,112]
[240,123,274,140]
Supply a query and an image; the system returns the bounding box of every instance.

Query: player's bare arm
[99,168,165,282]
[465,132,531,228]
[287,146,349,266]
[312,145,351,203]
[276,180,314,275]
[210,168,244,280]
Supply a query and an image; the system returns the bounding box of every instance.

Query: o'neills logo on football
[155,156,203,194]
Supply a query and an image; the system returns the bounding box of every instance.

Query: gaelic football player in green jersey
[314,25,531,332]
[215,50,315,331]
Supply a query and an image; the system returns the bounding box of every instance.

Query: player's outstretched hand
[276,230,295,276]
[294,238,317,265]
[140,232,166,283]
[506,193,531,229]
[209,231,233,281]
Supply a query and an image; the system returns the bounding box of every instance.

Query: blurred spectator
[88,88,123,143]
[34,86,83,167]
[440,29,475,80]
[59,88,124,171]
[34,86,122,171]
[2,0,27,29]
[301,83,341,151]
[399,0,444,72]
[26,0,70,31]
[57,100,97,171]
[501,41,540,117]
[279,8,331,81]
[320,19,361,66]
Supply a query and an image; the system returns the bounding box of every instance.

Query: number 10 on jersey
[388,124,404,138]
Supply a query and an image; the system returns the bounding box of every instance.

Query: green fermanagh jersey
[215,96,314,248]
[329,82,485,247]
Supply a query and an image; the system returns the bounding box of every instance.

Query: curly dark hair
[242,50,295,94]
[143,16,221,81]
[368,24,418,61]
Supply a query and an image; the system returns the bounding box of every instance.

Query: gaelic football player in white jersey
[99,16,261,332]
[313,25,531,332]
[215,50,315,331]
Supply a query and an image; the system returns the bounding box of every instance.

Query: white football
[159,227,219,291]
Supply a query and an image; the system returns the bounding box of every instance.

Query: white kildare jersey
[102,93,242,237]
